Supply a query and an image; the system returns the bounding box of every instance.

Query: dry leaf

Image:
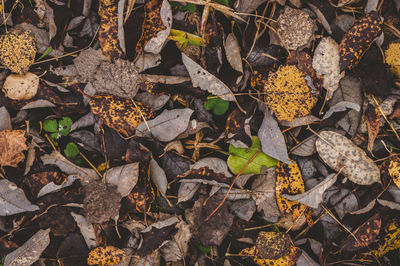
[4,229,50,266]
[315,131,380,185]
[182,53,237,102]
[366,104,381,153]
[312,37,344,100]
[3,73,39,100]
[0,179,39,216]
[0,29,36,74]
[70,212,97,249]
[0,130,28,168]
[104,163,139,197]
[282,173,337,209]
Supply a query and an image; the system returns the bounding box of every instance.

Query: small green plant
[195,241,211,254]
[170,2,197,13]
[204,96,229,115]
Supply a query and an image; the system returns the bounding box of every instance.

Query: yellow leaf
[369,219,400,258]
[275,161,307,222]
[389,158,400,190]
[385,42,400,79]
[87,246,126,265]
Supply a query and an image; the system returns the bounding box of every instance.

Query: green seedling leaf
[169,29,203,50]
[227,136,277,175]
[36,47,52,62]
[195,241,211,254]
[204,96,229,115]
[170,2,197,13]
[58,117,72,136]
[43,119,58,133]
[64,142,79,159]
[215,0,230,6]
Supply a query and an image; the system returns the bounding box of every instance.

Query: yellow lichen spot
[389,157,400,189]
[369,219,400,258]
[87,246,126,265]
[264,65,317,122]
[385,43,400,79]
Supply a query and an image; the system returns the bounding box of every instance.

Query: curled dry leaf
[282,173,337,209]
[312,37,344,100]
[264,65,317,122]
[182,53,237,102]
[0,29,36,74]
[339,11,383,71]
[277,7,316,51]
[136,108,193,142]
[87,246,126,265]
[315,131,380,185]
[0,130,28,168]
[3,72,39,101]
[4,229,50,266]
[0,179,39,216]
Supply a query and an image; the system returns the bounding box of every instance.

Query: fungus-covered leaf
[275,161,307,221]
[385,42,400,79]
[182,53,237,102]
[264,65,317,122]
[0,130,28,168]
[0,29,36,74]
[87,246,126,265]
[339,11,382,71]
[0,179,39,216]
[98,0,124,60]
[227,136,278,175]
[315,131,380,185]
[369,219,400,258]
[89,94,154,137]
[239,231,301,265]
[277,7,316,51]
[312,37,344,100]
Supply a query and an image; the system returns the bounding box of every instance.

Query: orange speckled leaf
[264,65,317,122]
[87,246,126,265]
[89,94,154,137]
[339,11,382,71]
[275,161,307,221]
[98,0,124,60]
[366,104,381,153]
[240,232,301,266]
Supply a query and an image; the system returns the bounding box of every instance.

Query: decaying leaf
[239,231,301,265]
[369,219,400,258]
[0,29,36,74]
[98,0,124,60]
[227,136,277,175]
[389,157,400,190]
[312,37,344,100]
[258,110,291,164]
[275,161,308,221]
[4,229,50,266]
[182,53,236,102]
[225,108,252,148]
[87,246,126,265]
[339,11,383,71]
[89,94,154,137]
[282,173,337,209]
[385,42,400,79]
[264,65,317,122]
[3,72,39,101]
[135,108,193,142]
[277,7,316,50]
[0,130,28,168]
[342,213,381,252]
[137,0,172,54]
[0,179,39,216]
[315,131,381,185]
[366,104,381,153]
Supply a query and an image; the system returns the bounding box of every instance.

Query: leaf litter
[0,0,400,265]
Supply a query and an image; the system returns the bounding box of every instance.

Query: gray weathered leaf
[4,228,50,266]
[230,199,256,221]
[224,33,243,83]
[0,106,11,131]
[182,53,236,102]
[177,182,201,203]
[41,151,99,183]
[136,108,193,142]
[135,92,170,111]
[0,179,39,216]
[234,0,267,16]
[104,163,139,197]
[282,173,337,208]
[290,135,317,156]
[258,110,291,164]
[279,115,319,128]
[135,53,162,72]
[322,101,360,120]
[70,212,97,249]
[315,131,380,185]
[150,159,168,195]
[190,157,232,177]
[37,175,78,198]
[144,0,172,54]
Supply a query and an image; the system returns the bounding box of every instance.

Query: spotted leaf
[389,157,400,190]
[87,246,126,265]
[369,219,400,258]
[366,104,381,153]
[339,11,382,71]
[275,161,307,221]
[89,94,154,137]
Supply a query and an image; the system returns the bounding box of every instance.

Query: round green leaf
[43,119,58,133]
[64,142,79,159]
[59,117,72,136]
[213,99,229,115]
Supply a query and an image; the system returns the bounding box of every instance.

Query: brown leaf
[0,129,28,167]
[87,246,126,265]
[366,104,381,153]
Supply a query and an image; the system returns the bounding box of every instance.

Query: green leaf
[213,99,229,115]
[43,119,58,133]
[227,136,277,175]
[170,2,197,13]
[35,47,52,62]
[58,117,72,136]
[64,142,79,159]
[204,97,218,111]
[215,0,230,6]
[195,241,211,254]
